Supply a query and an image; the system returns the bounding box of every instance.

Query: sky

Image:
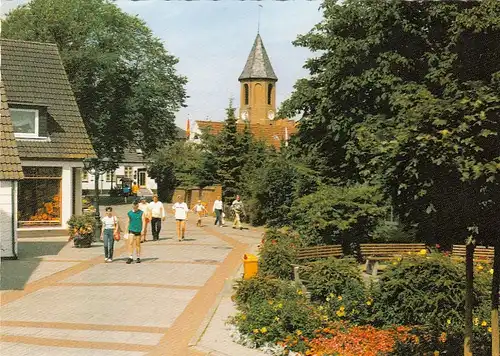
[1,0,325,129]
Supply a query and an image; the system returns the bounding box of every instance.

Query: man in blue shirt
[126,200,145,264]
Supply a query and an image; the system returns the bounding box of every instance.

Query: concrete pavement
[1,203,266,356]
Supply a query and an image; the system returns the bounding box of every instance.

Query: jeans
[214,209,222,226]
[103,229,114,259]
[151,217,162,240]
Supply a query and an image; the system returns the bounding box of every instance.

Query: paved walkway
[1,204,267,356]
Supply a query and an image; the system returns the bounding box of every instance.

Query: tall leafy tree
[281,0,500,353]
[2,0,187,161]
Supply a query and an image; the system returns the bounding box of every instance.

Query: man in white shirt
[138,197,151,242]
[149,195,165,241]
[172,195,189,241]
[213,196,223,227]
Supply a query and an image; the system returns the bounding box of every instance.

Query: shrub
[231,275,322,351]
[289,184,387,248]
[371,221,417,243]
[372,253,492,333]
[257,228,304,279]
[300,257,364,302]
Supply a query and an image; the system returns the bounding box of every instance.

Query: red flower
[436,244,441,249]
[272,240,277,245]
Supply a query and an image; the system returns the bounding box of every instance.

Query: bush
[257,228,304,280]
[372,253,491,332]
[300,257,364,302]
[67,212,95,247]
[289,184,387,248]
[231,275,323,351]
[371,221,417,243]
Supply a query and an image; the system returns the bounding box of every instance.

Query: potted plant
[67,213,95,248]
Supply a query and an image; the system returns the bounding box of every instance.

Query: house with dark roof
[0,39,95,239]
[82,127,187,196]
[0,82,24,258]
[188,33,296,149]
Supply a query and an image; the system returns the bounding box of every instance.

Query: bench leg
[372,261,379,277]
[293,266,300,283]
[293,266,309,300]
[365,260,372,275]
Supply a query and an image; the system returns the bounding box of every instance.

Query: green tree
[148,142,202,202]
[2,0,187,162]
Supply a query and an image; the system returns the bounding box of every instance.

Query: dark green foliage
[289,184,387,248]
[258,228,304,280]
[2,0,187,161]
[301,258,365,303]
[371,221,417,243]
[372,253,492,332]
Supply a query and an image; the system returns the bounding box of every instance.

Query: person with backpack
[100,206,119,262]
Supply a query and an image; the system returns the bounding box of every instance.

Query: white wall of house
[82,164,157,192]
[19,160,83,231]
[0,180,18,258]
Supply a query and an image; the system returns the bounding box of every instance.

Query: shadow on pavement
[1,240,67,290]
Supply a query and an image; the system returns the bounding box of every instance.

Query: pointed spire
[239,34,277,81]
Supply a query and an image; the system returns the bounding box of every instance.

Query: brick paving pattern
[0,204,264,355]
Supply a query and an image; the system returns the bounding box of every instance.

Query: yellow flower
[329,293,335,298]
[366,300,372,306]
[490,269,494,275]
[326,297,330,302]
[473,318,479,326]
[488,327,492,333]
[434,351,440,356]
[339,305,345,311]
[481,321,487,327]
[439,129,450,136]
[477,265,484,271]
[297,290,303,295]
[260,327,267,333]
[392,261,398,265]
[296,330,302,336]
[274,316,280,322]
[337,295,343,301]
[336,310,345,317]
[419,249,427,255]
[277,302,283,309]
[446,319,451,325]
[253,329,259,334]
[241,314,247,320]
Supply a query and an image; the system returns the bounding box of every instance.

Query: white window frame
[11,108,40,138]
[124,166,133,179]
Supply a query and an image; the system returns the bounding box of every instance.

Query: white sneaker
[108,258,113,262]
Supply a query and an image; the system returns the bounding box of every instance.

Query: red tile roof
[196,119,296,149]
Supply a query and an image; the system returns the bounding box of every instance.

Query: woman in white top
[172,195,189,241]
[138,197,151,243]
[100,206,119,262]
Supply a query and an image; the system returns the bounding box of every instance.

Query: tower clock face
[241,111,248,121]
[267,110,275,120]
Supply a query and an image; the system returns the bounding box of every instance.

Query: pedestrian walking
[149,194,165,241]
[131,182,139,197]
[231,195,246,230]
[192,200,207,227]
[126,200,145,264]
[100,207,118,262]
[122,184,131,203]
[213,196,223,227]
[172,195,189,241]
[138,197,151,242]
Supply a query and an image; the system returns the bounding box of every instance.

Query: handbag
[113,216,121,241]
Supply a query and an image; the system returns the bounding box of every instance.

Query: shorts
[176,219,185,222]
[129,231,141,236]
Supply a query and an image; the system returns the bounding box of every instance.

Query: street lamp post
[84,157,110,242]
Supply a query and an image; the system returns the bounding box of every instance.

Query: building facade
[189,33,296,148]
[0,39,95,240]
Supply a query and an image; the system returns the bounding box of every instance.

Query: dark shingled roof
[239,34,278,81]
[1,39,95,160]
[0,82,24,180]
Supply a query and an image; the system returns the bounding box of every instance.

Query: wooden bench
[291,245,343,298]
[452,245,494,263]
[360,243,427,276]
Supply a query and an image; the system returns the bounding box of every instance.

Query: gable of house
[1,39,95,161]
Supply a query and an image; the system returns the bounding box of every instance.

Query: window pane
[18,179,61,227]
[23,167,62,178]
[12,110,37,134]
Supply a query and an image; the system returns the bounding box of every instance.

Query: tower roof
[239,34,277,81]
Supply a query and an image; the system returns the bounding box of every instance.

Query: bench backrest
[360,243,427,257]
[452,245,494,261]
[297,245,342,260]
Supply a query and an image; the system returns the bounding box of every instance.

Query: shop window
[18,167,62,227]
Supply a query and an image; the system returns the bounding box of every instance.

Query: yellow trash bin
[243,254,258,279]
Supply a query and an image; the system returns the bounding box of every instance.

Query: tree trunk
[464,242,474,356]
[492,242,500,356]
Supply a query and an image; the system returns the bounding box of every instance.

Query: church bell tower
[238,34,277,125]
